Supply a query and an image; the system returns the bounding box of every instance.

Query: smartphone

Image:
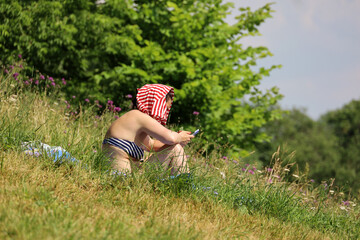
[192,129,200,136]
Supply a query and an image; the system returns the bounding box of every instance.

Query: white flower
[329,190,334,194]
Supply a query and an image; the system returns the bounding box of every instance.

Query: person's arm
[137,111,194,145]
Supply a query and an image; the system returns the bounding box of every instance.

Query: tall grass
[1,60,359,239]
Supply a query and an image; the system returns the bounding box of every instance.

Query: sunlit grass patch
[1,60,359,239]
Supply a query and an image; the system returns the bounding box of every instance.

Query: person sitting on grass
[102,84,194,176]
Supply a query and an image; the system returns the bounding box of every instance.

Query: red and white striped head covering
[136,84,174,125]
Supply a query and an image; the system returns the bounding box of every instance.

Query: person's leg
[146,144,189,175]
[102,144,133,173]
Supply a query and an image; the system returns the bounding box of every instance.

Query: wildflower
[94,150,97,153]
[18,54,22,59]
[4,69,9,74]
[64,100,68,104]
[67,104,70,109]
[29,78,33,83]
[48,77,54,81]
[64,130,67,133]
[342,201,350,206]
[19,65,23,69]
[72,96,76,99]
[222,156,228,160]
[248,170,254,175]
[114,107,121,112]
[98,105,103,108]
[24,81,29,85]
[10,65,14,69]
[268,178,273,183]
[214,191,219,195]
[62,78,67,85]
[245,163,249,167]
[233,160,238,164]
[310,179,315,183]
[107,100,113,105]
[95,100,99,104]
[126,94,132,99]
[35,80,39,85]
[267,168,272,172]
[51,82,56,86]
[13,72,19,78]
[241,168,246,172]
[40,75,45,80]
[114,116,119,119]
[85,99,90,103]
[252,166,257,171]
[193,111,199,115]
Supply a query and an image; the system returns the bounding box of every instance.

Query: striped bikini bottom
[102,137,144,160]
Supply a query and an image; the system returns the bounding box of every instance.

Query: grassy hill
[1,62,359,239]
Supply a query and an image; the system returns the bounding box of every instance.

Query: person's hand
[178,131,194,146]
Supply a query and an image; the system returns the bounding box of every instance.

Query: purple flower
[93,150,97,153]
[29,78,33,83]
[18,54,22,59]
[342,201,350,206]
[35,80,39,85]
[233,160,238,164]
[248,170,254,175]
[67,104,70,109]
[49,77,54,81]
[51,82,56,86]
[64,100,68,104]
[310,179,315,183]
[114,116,119,119]
[19,65,23,69]
[245,164,249,167]
[10,65,14,69]
[267,168,272,172]
[4,69,9,74]
[222,156,228,160]
[95,100,99,104]
[252,167,257,171]
[114,107,121,112]
[98,105,103,108]
[241,168,246,172]
[193,111,199,115]
[13,72,19,78]
[126,94,133,99]
[268,178,273,183]
[72,96,76,99]
[24,81,29,85]
[85,99,90,103]
[62,79,67,85]
[40,75,45,80]
[107,100,113,105]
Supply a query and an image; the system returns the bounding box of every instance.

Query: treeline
[254,100,360,194]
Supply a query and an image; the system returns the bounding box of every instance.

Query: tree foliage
[0,0,282,156]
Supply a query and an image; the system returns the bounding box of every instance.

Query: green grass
[1,62,359,239]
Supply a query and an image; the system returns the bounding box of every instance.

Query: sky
[224,0,360,119]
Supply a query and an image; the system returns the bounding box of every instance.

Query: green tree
[320,99,360,193]
[0,0,282,156]
[254,108,341,184]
